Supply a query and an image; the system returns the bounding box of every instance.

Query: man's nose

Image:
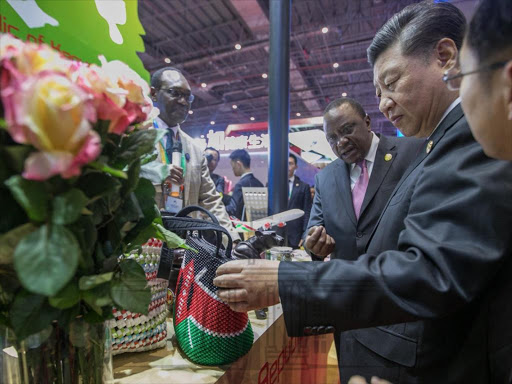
[379,96,394,118]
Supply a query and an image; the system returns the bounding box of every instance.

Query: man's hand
[214,260,281,312]
[165,164,184,186]
[305,226,335,257]
[298,239,304,248]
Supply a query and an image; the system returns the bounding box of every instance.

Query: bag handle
[175,205,220,225]
[161,216,233,258]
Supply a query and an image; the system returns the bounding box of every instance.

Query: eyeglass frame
[160,87,195,103]
[442,60,508,91]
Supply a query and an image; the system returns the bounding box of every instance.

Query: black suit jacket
[308,134,423,260]
[286,176,312,248]
[210,173,225,194]
[278,105,512,383]
[225,173,263,220]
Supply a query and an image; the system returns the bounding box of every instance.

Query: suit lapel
[366,104,465,248]
[178,127,192,205]
[334,159,357,225]
[359,135,396,218]
[288,176,300,208]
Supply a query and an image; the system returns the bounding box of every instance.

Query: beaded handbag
[162,206,254,366]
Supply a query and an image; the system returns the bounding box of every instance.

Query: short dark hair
[467,0,512,64]
[324,97,367,119]
[367,1,466,67]
[151,66,183,89]
[289,153,297,165]
[229,149,251,168]
[205,147,220,160]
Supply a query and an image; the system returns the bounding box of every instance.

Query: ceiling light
[188,110,193,115]
[296,112,301,117]
[232,105,238,109]
[250,117,255,121]
[201,83,207,88]
[210,121,215,125]
[342,92,347,97]
[262,73,268,79]
[333,62,339,68]
[164,57,171,64]
[235,43,242,50]
[321,27,329,34]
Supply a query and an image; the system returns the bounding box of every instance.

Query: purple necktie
[352,159,369,219]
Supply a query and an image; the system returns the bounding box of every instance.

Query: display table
[113,305,339,384]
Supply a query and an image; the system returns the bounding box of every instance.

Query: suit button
[303,326,312,335]
[356,231,363,238]
[317,326,326,334]
[325,326,335,333]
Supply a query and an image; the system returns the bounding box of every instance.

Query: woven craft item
[165,206,254,366]
[108,239,168,355]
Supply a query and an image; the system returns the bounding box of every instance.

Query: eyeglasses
[161,88,195,103]
[442,61,508,91]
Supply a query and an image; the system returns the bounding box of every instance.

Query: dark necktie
[165,129,174,163]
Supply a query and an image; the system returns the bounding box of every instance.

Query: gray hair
[367,1,466,67]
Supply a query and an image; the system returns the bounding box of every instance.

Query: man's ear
[365,114,372,130]
[435,38,458,72]
[150,86,157,100]
[504,61,512,121]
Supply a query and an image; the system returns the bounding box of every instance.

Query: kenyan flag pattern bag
[162,206,253,366]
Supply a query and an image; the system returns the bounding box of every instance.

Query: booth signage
[0,0,149,81]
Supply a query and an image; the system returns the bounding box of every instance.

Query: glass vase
[1,319,113,384]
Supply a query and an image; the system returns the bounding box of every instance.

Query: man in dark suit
[305,98,422,261]
[204,147,225,195]
[213,3,512,383]
[225,149,263,220]
[286,154,312,248]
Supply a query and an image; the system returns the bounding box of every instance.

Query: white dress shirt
[288,175,295,199]
[428,97,461,139]
[349,132,380,190]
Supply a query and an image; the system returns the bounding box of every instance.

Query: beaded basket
[108,239,168,355]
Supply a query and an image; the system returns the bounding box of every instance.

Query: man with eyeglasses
[142,66,238,241]
[213,2,512,383]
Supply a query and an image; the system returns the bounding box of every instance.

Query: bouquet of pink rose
[0,34,186,382]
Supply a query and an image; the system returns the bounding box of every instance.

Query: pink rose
[1,69,100,180]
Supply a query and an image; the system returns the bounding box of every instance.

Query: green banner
[0,0,149,81]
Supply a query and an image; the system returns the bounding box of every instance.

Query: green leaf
[115,130,158,167]
[68,215,96,271]
[82,283,113,313]
[79,272,114,290]
[52,189,89,225]
[49,281,80,309]
[13,224,80,297]
[10,290,60,341]
[0,223,37,265]
[2,146,33,174]
[154,222,196,252]
[4,176,49,221]
[110,259,150,314]
[115,192,144,235]
[122,159,141,197]
[77,172,121,199]
[88,161,127,179]
[124,178,158,245]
